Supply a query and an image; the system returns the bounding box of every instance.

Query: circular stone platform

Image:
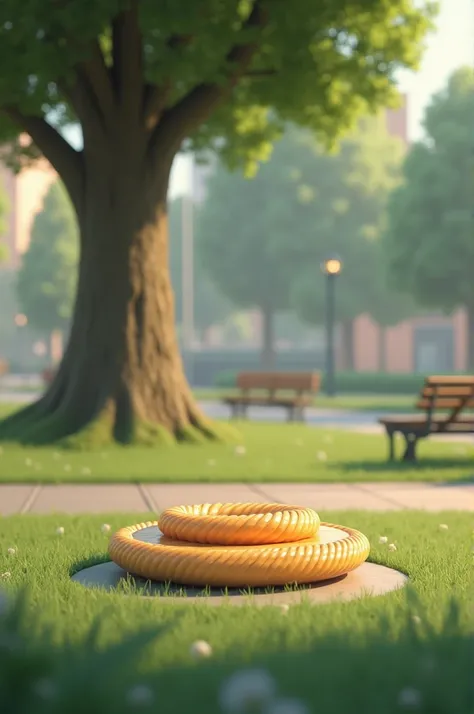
[71,525,408,605]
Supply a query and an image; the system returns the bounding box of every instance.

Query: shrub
[215,370,469,395]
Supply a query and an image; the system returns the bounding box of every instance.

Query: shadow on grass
[70,553,349,599]
[3,587,469,714]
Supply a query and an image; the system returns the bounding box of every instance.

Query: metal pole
[325,273,336,396]
[181,167,195,384]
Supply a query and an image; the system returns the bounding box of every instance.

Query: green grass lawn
[0,406,473,483]
[0,511,470,713]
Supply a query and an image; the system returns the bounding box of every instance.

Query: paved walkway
[0,481,472,515]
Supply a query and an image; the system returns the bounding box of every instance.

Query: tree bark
[261,306,275,370]
[0,154,227,446]
[340,319,355,371]
[377,325,387,373]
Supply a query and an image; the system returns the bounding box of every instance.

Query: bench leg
[387,430,395,461]
[402,433,418,462]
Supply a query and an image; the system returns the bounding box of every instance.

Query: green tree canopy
[168,196,232,340]
[384,67,474,368]
[0,0,435,445]
[17,181,78,333]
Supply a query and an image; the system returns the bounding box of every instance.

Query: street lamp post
[321,255,342,397]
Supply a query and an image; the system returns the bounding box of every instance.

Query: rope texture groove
[108,502,370,588]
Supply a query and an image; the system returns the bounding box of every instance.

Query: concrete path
[0,481,472,515]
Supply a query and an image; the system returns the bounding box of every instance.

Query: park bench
[379,375,474,462]
[223,371,321,421]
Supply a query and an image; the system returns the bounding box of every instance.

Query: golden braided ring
[108,503,370,588]
[158,502,320,545]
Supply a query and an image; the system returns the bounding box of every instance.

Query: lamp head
[321,255,342,276]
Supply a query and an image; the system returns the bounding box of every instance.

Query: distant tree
[168,197,232,342]
[0,176,9,264]
[17,181,78,336]
[275,117,408,369]
[384,67,474,369]
[368,243,419,371]
[196,147,298,368]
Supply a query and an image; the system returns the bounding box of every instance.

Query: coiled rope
[109,502,370,588]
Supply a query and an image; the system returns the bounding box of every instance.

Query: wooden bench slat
[424,375,474,386]
[416,398,474,409]
[422,386,474,397]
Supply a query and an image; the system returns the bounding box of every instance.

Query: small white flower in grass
[101,523,111,534]
[378,536,388,544]
[397,687,422,709]
[278,603,290,613]
[438,523,449,531]
[411,614,422,626]
[25,458,32,466]
[1,572,11,579]
[56,527,65,536]
[7,547,16,556]
[190,640,213,659]
[81,467,91,476]
[63,464,71,472]
[234,445,246,456]
[126,684,154,706]
[219,669,276,713]
[208,459,216,467]
[316,450,327,462]
[388,543,397,552]
[32,678,57,700]
[266,697,310,714]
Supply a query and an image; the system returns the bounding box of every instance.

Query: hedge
[214,370,471,394]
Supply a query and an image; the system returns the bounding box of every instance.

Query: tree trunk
[467,305,474,372]
[0,155,231,447]
[261,306,275,370]
[340,319,355,371]
[377,325,387,373]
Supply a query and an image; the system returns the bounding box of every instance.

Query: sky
[170,0,474,197]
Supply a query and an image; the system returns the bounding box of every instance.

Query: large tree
[195,143,300,369]
[0,0,433,445]
[384,67,474,369]
[17,181,78,337]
